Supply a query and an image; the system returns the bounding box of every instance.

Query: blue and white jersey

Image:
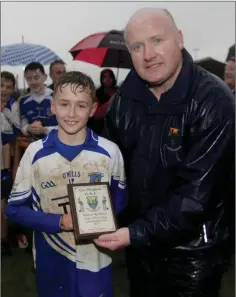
[1,111,14,145]
[3,95,21,137]
[6,129,127,297]
[19,87,57,134]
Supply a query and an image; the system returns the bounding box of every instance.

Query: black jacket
[104,49,235,250]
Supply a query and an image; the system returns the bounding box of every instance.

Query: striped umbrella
[1,43,63,66]
[69,30,133,78]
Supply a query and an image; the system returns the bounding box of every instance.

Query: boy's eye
[79,105,86,108]
[61,103,68,107]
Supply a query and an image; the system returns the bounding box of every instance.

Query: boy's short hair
[24,62,45,75]
[1,71,16,87]
[54,71,96,102]
[49,60,65,74]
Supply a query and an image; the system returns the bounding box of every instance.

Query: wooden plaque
[67,182,118,244]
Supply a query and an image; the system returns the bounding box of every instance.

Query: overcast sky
[1,1,235,88]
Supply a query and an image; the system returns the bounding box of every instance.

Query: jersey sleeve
[6,146,62,233]
[110,145,128,214]
[1,112,14,145]
[3,98,21,136]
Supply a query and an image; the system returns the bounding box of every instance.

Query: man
[48,60,66,90]
[224,56,235,95]
[94,8,235,297]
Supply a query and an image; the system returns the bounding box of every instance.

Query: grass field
[1,245,129,297]
[1,232,234,297]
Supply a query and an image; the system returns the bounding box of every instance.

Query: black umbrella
[195,57,225,79]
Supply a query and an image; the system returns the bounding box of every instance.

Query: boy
[1,71,29,248]
[1,71,21,141]
[6,71,127,297]
[19,62,57,140]
[1,111,14,255]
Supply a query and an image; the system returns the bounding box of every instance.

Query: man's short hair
[49,60,65,74]
[54,71,96,102]
[227,56,235,62]
[24,62,45,75]
[1,71,16,87]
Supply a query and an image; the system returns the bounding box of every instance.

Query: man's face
[50,63,66,85]
[25,69,46,93]
[1,77,14,106]
[224,60,235,90]
[126,14,183,85]
[51,84,97,136]
[102,71,114,88]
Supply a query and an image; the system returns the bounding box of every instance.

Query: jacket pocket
[161,116,184,168]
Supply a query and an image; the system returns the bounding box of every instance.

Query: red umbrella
[69,30,133,77]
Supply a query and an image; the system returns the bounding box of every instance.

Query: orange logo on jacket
[168,127,179,136]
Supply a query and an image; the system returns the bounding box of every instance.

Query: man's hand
[27,122,46,135]
[94,227,130,251]
[60,213,73,231]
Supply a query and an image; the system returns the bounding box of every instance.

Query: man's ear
[44,74,48,82]
[177,30,184,50]
[89,102,98,118]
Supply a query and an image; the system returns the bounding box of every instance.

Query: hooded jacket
[104,49,235,251]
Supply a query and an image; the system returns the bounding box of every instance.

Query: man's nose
[143,45,156,62]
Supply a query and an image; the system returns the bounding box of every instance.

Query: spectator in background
[14,61,58,174]
[224,56,235,95]
[48,60,66,91]
[1,111,13,256]
[12,62,58,250]
[96,69,118,105]
[19,62,57,139]
[1,71,27,251]
[1,71,15,107]
[1,71,21,139]
[88,69,118,134]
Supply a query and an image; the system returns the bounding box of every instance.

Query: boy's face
[51,84,97,136]
[25,69,47,93]
[1,77,14,105]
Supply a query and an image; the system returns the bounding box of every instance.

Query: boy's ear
[50,99,56,115]
[89,102,98,118]
[44,74,48,82]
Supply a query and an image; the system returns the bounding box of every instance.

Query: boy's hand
[60,213,73,231]
[27,124,46,135]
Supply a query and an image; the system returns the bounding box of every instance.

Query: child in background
[6,71,127,297]
[19,62,57,139]
[1,111,13,255]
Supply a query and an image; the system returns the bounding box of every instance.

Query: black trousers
[125,245,228,297]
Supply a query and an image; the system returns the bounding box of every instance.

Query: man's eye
[131,44,141,52]
[153,38,161,44]
[61,103,68,107]
[79,105,86,108]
